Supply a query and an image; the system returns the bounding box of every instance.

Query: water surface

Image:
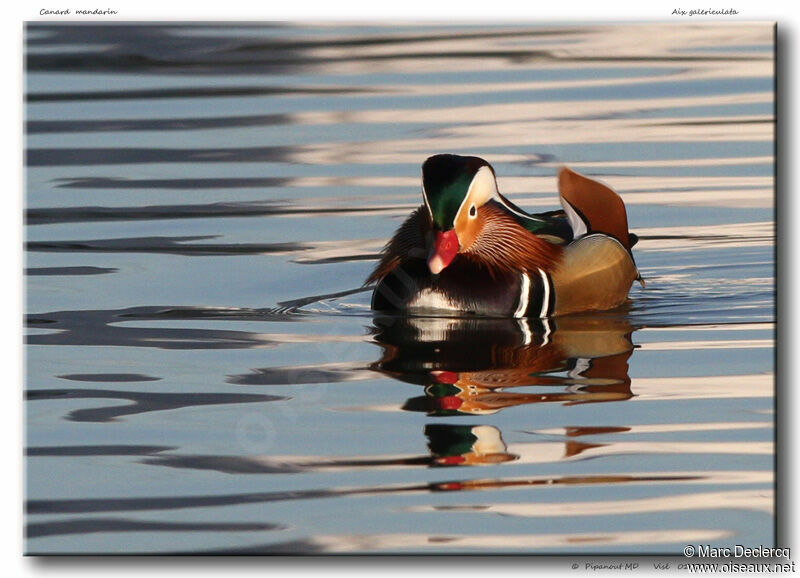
[24,22,775,554]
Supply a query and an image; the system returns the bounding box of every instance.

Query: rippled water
[24,23,775,554]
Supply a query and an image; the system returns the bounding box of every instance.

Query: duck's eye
[469,205,477,218]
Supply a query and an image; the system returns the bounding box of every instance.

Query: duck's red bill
[436,396,463,410]
[435,455,466,465]
[428,230,459,274]
[431,370,459,384]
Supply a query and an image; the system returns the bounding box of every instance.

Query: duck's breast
[372,258,523,317]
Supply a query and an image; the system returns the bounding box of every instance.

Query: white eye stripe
[456,165,498,224]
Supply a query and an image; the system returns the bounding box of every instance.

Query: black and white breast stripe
[514,268,555,318]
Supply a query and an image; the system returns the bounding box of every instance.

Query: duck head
[421,154,499,274]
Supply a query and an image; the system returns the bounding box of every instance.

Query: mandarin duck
[368,154,641,317]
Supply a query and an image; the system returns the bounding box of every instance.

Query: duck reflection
[141,312,637,475]
[372,314,635,416]
[141,422,514,472]
[425,424,517,466]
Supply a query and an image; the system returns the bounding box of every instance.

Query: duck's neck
[462,204,563,276]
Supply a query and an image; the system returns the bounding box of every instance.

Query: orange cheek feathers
[427,230,460,274]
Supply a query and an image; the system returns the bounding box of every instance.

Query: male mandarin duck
[368,154,642,317]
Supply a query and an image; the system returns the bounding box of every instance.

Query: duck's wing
[557,167,635,252]
[494,193,573,243]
